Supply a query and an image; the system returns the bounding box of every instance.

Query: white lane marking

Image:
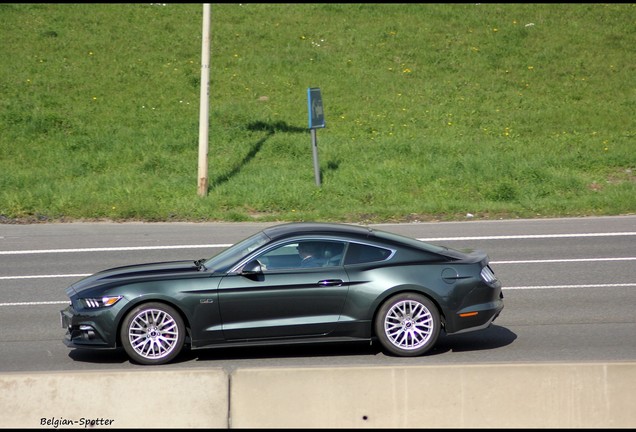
[3,283,635,307]
[0,274,91,280]
[0,232,635,255]
[0,244,232,255]
[2,257,636,280]
[3,232,633,305]
[1,301,70,306]
[491,257,636,264]
[419,232,636,241]
[504,283,636,290]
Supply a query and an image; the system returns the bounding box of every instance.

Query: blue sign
[307,88,325,129]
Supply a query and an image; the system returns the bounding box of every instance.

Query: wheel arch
[115,297,193,348]
[369,286,447,339]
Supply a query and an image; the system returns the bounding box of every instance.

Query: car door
[217,240,350,341]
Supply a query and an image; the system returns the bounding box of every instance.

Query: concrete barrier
[1,362,634,428]
[0,368,228,428]
[230,362,636,428]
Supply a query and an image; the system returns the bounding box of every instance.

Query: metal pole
[311,128,321,186]
[197,4,211,197]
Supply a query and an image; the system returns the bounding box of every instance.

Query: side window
[344,243,392,265]
[257,240,346,269]
[322,241,345,267]
[257,243,301,269]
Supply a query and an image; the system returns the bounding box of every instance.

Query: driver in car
[298,242,324,267]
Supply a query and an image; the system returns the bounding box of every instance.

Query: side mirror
[241,260,263,275]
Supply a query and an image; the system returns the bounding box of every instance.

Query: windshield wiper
[194,258,207,271]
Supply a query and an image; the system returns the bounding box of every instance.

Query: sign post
[307,88,325,187]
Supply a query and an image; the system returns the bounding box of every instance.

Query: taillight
[480,265,497,284]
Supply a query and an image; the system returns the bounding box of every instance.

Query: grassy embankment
[1,3,634,223]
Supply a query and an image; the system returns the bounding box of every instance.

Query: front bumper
[61,304,118,350]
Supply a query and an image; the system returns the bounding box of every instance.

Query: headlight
[80,296,123,309]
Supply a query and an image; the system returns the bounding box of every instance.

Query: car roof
[261,222,464,259]
[262,222,374,241]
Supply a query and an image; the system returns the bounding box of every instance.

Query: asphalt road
[1,216,635,373]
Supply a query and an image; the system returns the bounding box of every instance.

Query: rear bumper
[444,295,504,335]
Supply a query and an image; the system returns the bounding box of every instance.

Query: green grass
[1,3,634,223]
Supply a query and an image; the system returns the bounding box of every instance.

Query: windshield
[202,231,270,273]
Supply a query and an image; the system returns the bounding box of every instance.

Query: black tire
[120,302,185,365]
[375,292,440,357]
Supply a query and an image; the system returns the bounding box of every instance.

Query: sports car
[61,222,504,365]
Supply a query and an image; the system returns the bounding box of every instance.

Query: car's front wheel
[120,302,185,365]
[375,292,440,357]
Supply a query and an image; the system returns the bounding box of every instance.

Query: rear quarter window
[344,243,392,265]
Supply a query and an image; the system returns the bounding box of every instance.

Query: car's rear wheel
[375,292,440,357]
[120,302,185,365]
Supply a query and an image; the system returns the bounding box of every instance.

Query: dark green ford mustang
[61,222,504,365]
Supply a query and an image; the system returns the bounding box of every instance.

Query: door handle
[318,279,343,287]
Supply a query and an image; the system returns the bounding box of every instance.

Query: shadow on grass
[209,120,307,190]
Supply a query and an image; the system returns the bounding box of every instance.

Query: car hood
[66,260,201,296]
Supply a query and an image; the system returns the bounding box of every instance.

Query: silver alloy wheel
[383,299,434,350]
[127,308,180,360]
